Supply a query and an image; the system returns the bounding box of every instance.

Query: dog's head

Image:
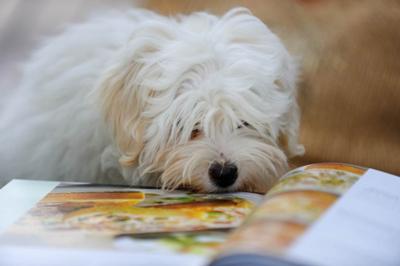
[98,8,304,193]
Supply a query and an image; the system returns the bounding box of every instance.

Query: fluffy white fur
[0,8,304,192]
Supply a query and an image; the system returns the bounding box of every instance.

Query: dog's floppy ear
[96,24,174,167]
[98,49,151,167]
[276,57,305,158]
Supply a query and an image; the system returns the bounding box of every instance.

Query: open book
[0,163,399,266]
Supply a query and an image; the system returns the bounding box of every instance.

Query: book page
[0,182,263,266]
[287,169,400,266]
[211,164,400,266]
[0,180,59,232]
[211,163,366,265]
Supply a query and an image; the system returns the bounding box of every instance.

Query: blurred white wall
[0,0,143,110]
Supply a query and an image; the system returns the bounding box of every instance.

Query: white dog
[0,8,304,193]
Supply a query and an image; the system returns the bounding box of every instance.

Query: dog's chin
[166,172,284,194]
[148,136,289,194]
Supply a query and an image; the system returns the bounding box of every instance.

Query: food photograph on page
[214,163,366,256]
[1,184,256,255]
[2,163,400,266]
[1,1,400,266]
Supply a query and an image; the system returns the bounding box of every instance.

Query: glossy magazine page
[0,183,263,266]
[2,163,399,266]
[210,163,400,266]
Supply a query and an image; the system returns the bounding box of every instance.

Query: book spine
[209,253,306,266]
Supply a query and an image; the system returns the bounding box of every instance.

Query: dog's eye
[237,121,251,129]
[190,128,201,140]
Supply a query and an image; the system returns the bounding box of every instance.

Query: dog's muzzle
[208,161,238,188]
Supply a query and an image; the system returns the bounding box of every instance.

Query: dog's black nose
[208,162,238,188]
